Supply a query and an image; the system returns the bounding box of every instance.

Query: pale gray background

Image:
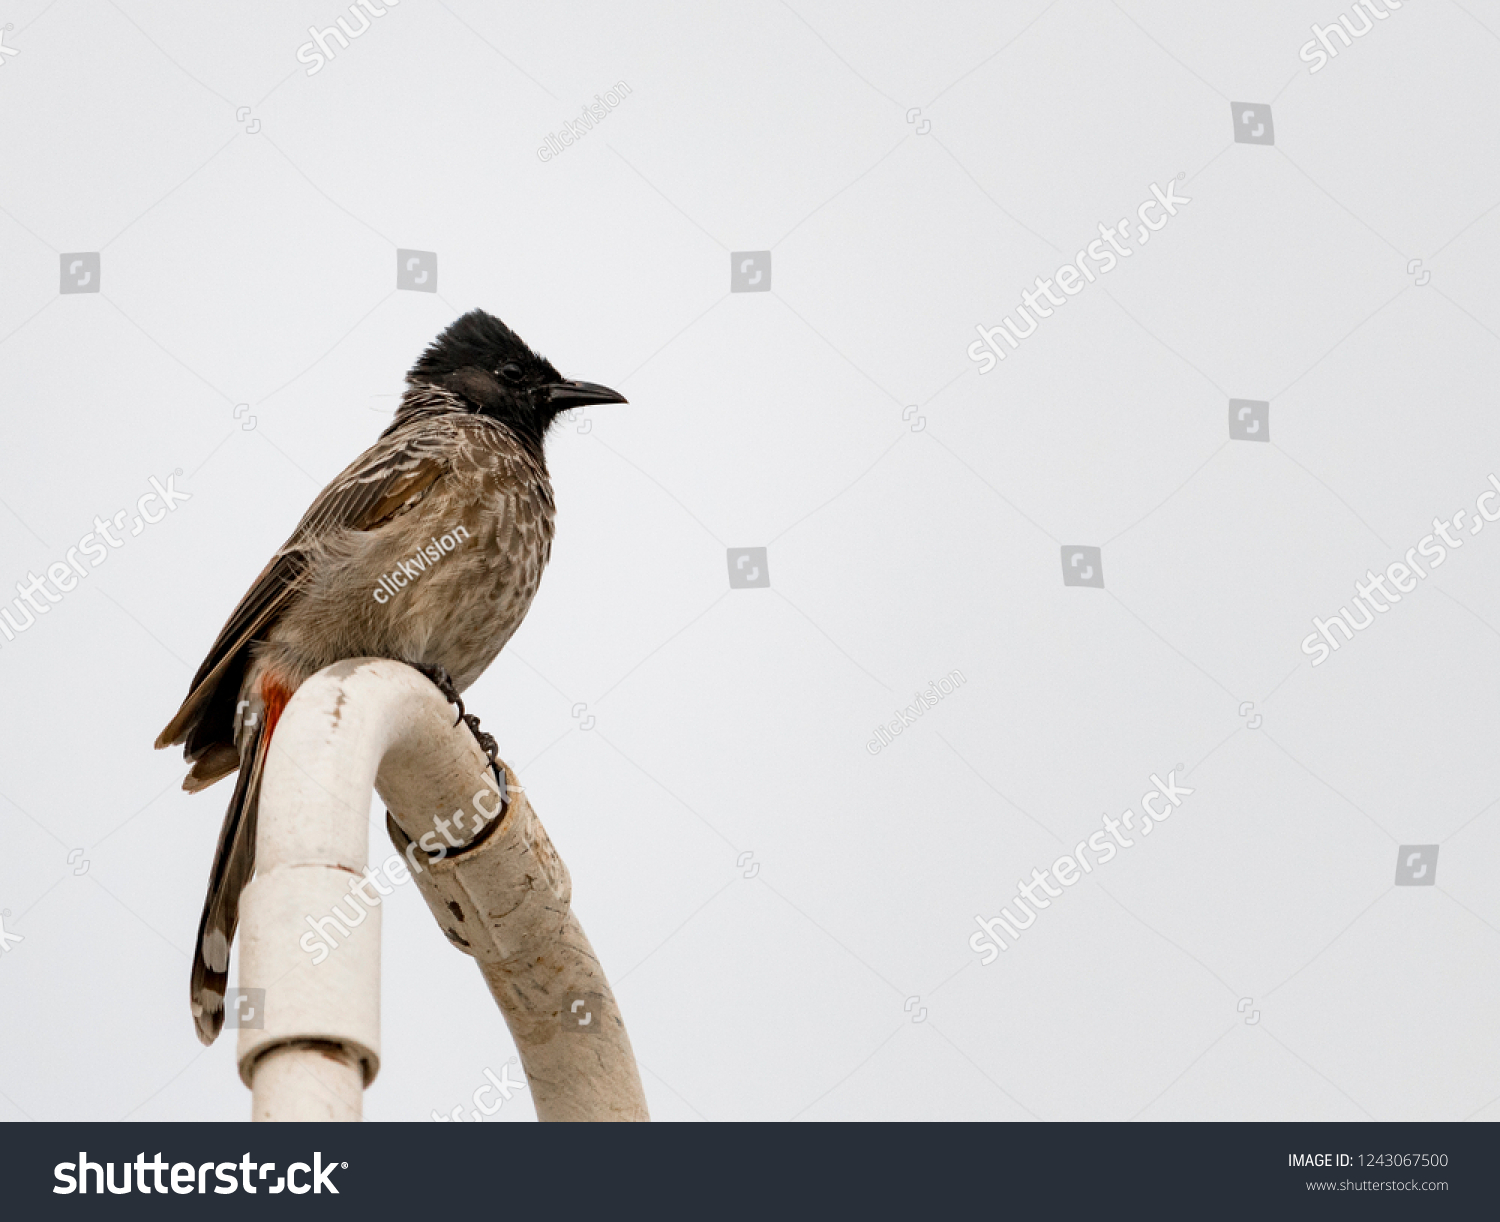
[1,0,1497,1122]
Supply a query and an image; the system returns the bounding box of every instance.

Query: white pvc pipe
[234,657,647,1122]
[249,1045,363,1122]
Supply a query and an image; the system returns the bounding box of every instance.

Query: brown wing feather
[155,425,453,763]
[155,549,308,758]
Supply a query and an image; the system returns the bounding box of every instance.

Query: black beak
[547,380,627,409]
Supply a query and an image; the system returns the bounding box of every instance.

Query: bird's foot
[462,712,497,763]
[462,712,509,822]
[409,664,506,816]
[411,662,464,725]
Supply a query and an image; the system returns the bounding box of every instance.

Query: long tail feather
[189,717,270,1046]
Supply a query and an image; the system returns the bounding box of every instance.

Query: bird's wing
[155,425,454,766]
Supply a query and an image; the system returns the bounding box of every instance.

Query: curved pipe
[235,657,648,1122]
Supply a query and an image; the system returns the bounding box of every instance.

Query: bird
[155,309,625,1045]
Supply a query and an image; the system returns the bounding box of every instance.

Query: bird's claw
[462,712,498,763]
[410,664,504,812]
[461,713,509,818]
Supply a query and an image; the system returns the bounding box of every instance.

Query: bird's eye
[499,363,524,383]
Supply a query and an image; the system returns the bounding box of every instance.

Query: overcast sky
[1,0,1498,1122]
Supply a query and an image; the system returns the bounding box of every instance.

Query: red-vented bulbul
[156,310,625,1044]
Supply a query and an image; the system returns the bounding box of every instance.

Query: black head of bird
[408,308,626,451]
